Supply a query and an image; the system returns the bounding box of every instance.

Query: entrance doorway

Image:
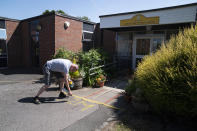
[132,34,164,69]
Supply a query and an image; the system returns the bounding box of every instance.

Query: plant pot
[97,81,105,87]
[72,77,83,90]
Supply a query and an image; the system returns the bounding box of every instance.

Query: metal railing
[89,62,117,76]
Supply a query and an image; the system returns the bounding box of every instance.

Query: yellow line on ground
[72,94,120,110]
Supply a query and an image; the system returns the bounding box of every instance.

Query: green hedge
[130,25,197,119]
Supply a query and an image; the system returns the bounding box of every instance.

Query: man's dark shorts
[43,64,64,86]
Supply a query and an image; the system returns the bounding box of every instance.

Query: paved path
[0,72,128,131]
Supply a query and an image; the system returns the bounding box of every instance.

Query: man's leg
[34,65,51,104]
[33,85,50,104]
[35,85,50,97]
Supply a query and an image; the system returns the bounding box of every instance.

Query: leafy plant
[53,48,76,61]
[131,24,197,119]
[78,49,108,86]
[70,67,85,79]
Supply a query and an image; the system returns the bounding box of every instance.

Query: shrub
[78,49,107,86]
[53,48,76,61]
[132,25,197,119]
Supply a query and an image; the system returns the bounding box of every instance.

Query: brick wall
[39,15,55,68]
[19,21,32,67]
[6,20,22,67]
[55,15,83,53]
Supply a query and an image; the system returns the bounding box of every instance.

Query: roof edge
[55,13,96,25]
[20,13,55,22]
[0,16,20,22]
[99,2,197,18]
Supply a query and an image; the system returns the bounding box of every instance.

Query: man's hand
[68,91,72,96]
[63,73,72,96]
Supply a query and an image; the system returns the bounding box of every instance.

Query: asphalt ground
[0,70,128,131]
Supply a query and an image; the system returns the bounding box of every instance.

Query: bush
[53,48,76,61]
[78,49,107,86]
[131,25,197,119]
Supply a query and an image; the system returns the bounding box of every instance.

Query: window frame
[82,30,93,42]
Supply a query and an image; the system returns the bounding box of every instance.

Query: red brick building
[0,13,95,69]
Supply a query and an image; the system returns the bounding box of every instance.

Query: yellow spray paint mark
[73,101,95,111]
[61,97,95,112]
[55,94,120,111]
[73,95,120,110]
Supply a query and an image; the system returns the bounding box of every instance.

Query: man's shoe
[59,92,67,99]
[33,97,41,104]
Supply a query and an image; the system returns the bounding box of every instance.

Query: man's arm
[63,73,72,96]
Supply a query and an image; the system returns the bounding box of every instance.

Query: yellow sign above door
[120,14,159,26]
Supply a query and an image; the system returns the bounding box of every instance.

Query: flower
[96,74,106,83]
[68,79,74,88]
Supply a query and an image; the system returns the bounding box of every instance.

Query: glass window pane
[83,32,93,40]
[0,57,7,67]
[152,38,162,53]
[83,23,94,32]
[0,40,7,55]
[136,39,150,55]
[0,20,5,29]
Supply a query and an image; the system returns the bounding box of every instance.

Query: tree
[42,10,67,15]
[77,16,91,21]
[56,10,67,15]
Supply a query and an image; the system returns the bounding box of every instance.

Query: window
[83,23,94,32]
[0,20,5,29]
[0,40,7,68]
[0,29,7,40]
[136,39,150,55]
[152,38,162,53]
[0,20,6,40]
[82,31,93,41]
[82,23,94,51]
[117,32,132,57]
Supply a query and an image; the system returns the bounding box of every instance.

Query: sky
[0,0,197,23]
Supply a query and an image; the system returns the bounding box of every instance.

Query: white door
[133,35,164,69]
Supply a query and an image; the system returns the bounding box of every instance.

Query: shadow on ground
[18,97,68,104]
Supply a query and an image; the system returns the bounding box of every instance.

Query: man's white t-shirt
[46,59,72,74]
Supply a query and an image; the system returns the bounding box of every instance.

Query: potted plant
[69,68,84,90]
[96,74,106,87]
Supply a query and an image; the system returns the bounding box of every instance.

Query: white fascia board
[100,5,197,28]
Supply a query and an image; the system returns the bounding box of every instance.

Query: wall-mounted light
[64,21,70,29]
[36,24,42,31]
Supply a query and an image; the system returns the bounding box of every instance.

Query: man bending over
[33,58,78,104]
